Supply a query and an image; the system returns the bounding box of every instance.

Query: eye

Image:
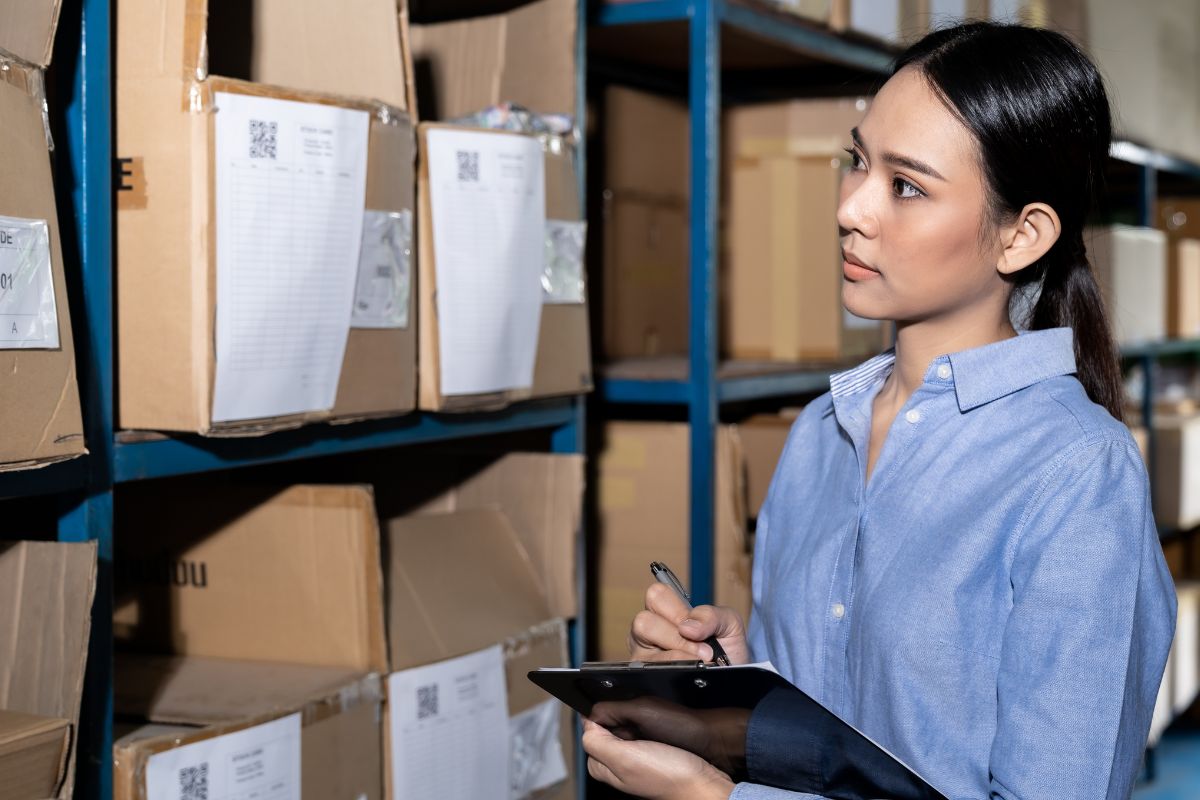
[892,175,924,199]
[844,147,865,171]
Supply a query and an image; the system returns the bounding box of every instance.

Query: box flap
[0,541,97,800]
[408,0,576,121]
[115,484,388,674]
[385,508,550,670]
[373,452,583,618]
[114,653,370,726]
[0,0,62,67]
[0,710,70,800]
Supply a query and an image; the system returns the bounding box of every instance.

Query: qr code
[417,684,439,720]
[179,763,209,800]
[456,150,479,182]
[249,119,278,159]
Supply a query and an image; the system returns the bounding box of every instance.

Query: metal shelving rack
[591,0,1200,606]
[0,1,590,798]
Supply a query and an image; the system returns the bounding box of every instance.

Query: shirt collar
[829,327,1077,412]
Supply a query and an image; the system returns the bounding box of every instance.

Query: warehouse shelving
[591,0,1200,611]
[8,1,592,798]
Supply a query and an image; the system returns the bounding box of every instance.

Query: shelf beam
[113,398,582,483]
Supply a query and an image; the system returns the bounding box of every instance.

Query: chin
[841,283,887,322]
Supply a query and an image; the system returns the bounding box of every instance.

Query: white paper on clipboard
[210,91,370,423]
[426,128,546,396]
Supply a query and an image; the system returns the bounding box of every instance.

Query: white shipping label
[509,699,569,799]
[211,91,370,423]
[352,209,413,329]
[387,645,510,800]
[426,128,546,397]
[0,216,59,349]
[542,219,586,305]
[144,713,301,800]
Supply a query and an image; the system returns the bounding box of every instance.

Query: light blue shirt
[732,328,1177,800]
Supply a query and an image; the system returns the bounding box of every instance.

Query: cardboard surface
[113,657,383,800]
[726,99,885,362]
[1088,225,1167,347]
[407,0,577,121]
[0,64,86,469]
[380,507,573,799]
[370,451,585,619]
[0,0,61,66]
[0,710,70,800]
[1156,199,1200,340]
[596,422,752,661]
[0,541,98,800]
[1154,414,1200,531]
[114,484,388,673]
[738,411,800,519]
[115,39,417,432]
[416,124,591,411]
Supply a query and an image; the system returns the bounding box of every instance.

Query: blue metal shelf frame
[593,0,1200,610]
[32,1,589,798]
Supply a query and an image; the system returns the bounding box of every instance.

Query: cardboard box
[384,509,576,799]
[596,422,752,662]
[113,656,384,800]
[1088,225,1167,347]
[738,410,801,519]
[406,0,578,121]
[368,451,585,619]
[416,124,591,411]
[0,707,71,800]
[726,98,885,362]
[1156,199,1200,340]
[114,484,388,671]
[115,0,418,435]
[0,11,87,470]
[111,483,389,800]
[1173,582,1200,715]
[1153,414,1200,531]
[602,86,690,360]
[0,541,99,799]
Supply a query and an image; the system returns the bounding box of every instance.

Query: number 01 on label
[0,215,59,350]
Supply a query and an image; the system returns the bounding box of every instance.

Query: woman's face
[838,66,1007,325]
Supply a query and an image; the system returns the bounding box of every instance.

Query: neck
[886,307,1017,399]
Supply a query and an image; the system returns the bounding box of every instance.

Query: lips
[842,250,880,281]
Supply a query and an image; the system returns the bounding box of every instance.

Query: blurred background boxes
[595,422,752,662]
[0,9,86,471]
[738,410,802,519]
[0,541,98,800]
[1088,225,1168,347]
[115,0,417,435]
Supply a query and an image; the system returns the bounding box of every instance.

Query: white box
[1173,581,1200,715]
[1152,414,1200,530]
[1089,225,1167,346]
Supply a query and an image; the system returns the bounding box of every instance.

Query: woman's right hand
[627,582,751,665]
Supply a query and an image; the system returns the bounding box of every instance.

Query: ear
[996,202,1061,276]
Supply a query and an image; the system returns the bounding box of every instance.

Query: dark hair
[895,22,1124,422]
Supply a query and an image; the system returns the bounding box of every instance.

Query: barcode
[456,150,479,182]
[417,684,439,719]
[179,763,209,800]
[249,119,278,159]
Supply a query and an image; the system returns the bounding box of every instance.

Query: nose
[836,173,879,241]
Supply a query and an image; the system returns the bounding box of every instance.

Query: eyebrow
[850,127,947,182]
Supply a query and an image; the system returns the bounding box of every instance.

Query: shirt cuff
[730,783,826,799]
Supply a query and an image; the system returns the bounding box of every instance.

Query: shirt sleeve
[988,436,1176,800]
[730,784,825,799]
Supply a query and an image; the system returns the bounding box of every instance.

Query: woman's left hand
[582,719,736,800]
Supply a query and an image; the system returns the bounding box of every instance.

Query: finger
[629,610,710,660]
[645,582,692,623]
[678,604,743,643]
[587,756,623,791]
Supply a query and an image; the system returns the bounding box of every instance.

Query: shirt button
[937,364,952,380]
[831,603,845,619]
[905,409,921,424]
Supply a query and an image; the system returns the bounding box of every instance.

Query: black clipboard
[529,661,948,800]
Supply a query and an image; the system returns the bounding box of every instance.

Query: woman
[584,21,1177,800]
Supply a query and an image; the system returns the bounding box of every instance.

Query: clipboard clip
[582,660,706,670]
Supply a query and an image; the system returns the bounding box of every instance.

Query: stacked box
[0,1,86,470]
[1088,225,1168,347]
[115,0,417,434]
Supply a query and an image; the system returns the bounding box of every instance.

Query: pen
[650,561,731,666]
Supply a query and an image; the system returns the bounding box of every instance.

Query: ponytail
[1026,238,1125,422]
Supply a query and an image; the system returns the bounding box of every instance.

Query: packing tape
[0,56,53,151]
